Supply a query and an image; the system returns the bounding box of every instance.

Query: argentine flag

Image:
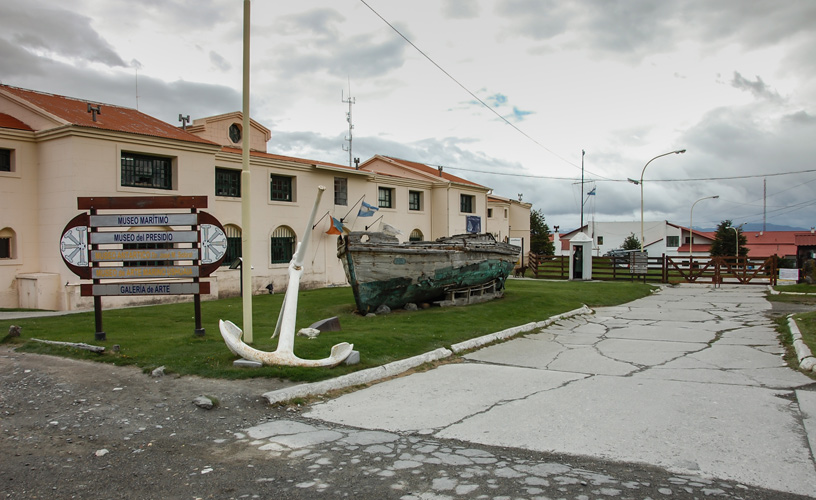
[358,201,379,217]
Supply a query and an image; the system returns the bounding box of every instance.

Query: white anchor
[219,186,354,367]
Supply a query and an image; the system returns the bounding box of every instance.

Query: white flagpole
[241,0,253,343]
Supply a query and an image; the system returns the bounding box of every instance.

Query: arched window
[409,229,424,242]
[0,227,15,259]
[223,224,242,266]
[270,226,296,264]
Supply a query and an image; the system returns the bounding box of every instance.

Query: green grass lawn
[1,280,653,382]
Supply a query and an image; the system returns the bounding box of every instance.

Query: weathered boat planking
[337,232,521,313]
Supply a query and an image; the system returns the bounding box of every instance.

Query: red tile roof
[795,233,816,246]
[0,85,216,146]
[0,112,33,131]
[743,231,800,258]
[381,156,485,188]
[220,147,353,170]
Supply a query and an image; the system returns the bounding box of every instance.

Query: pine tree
[622,233,640,251]
[709,220,748,257]
[530,209,555,255]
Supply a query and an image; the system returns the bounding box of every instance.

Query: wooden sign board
[60,196,226,339]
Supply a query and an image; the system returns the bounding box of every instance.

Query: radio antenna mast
[342,79,355,169]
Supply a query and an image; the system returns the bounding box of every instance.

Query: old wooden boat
[337,232,521,313]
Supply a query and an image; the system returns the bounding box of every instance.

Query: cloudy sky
[2,0,816,232]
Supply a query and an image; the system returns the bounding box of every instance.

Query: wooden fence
[527,253,779,285]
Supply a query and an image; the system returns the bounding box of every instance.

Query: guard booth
[569,232,593,281]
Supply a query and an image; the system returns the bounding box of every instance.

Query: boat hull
[338,232,519,313]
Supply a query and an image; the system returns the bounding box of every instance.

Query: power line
[358,0,613,181]
[441,165,816,183]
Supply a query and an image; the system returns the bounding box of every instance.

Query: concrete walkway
[305,284,816,497]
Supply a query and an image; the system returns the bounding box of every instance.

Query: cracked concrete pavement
[303,284,816,497]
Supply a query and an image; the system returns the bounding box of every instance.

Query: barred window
[460,194,475,213]
[409,191,421,211]
[409,229,423,242]
[0,238,10,258]
[378,187,393,208]
[223,224,242,266]
[216,168,241,197]
[270,175,293,202]
[271,226,296,264]
[334,177,348,206]
[121,152,172,190]
[123,242,173,267]
[0,149,11,172]
[0,228,15,259]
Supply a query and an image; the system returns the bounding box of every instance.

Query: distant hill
[697,222,810,232]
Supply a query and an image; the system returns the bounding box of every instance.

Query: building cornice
[33,125,222,154]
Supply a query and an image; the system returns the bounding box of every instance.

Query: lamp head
[627,178,640,185]
[675,149,686,154]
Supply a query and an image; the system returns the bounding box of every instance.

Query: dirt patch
[0,345,300,498]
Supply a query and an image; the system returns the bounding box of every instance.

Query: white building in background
[0,84,530,311]
[556,221,700,257]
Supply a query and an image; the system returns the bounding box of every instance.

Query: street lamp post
[729,225,743,257]
[628,149,686,252]
[689,195,719,267]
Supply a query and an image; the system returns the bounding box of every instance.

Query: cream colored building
[0,84,530,311]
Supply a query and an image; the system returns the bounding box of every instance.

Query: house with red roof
[0,84,528,311]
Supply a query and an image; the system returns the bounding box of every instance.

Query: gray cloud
[442,0,481,19]
[731,72,781,102]
[0,2,126,67]
[209,51,232,72]
[495,0,816,70]
[263,31,408,79]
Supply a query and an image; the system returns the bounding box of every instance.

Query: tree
[622,233,640,251]
[530,209,555,255]
[709,220,748,257]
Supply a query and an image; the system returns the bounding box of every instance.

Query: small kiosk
[569,232,593,281]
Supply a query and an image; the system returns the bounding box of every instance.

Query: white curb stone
[262,305,595,404]
[450,305,592,354]
[262,347,453,405]
[787,315,816,373]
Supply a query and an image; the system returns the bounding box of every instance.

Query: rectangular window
[667,235,680,247]
[408,190,421,211]
[0,237,10,258]
[270,175,293,202]
[0,149,11,172]
[270,236,295,264]
[121,152,172,190]
[487,208,494,218]
[123,243,173,267]
[460,194,475,213]
[378,187,393,208]
[597,236,604,245]
[334,177,348,205]
[215,168,241,197]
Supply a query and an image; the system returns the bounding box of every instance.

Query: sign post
[60,196,227,339]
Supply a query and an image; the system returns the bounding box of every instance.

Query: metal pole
[690,195,719,267]
[630,149,686,252]
[580,150,585,230]
[240,0,253,343]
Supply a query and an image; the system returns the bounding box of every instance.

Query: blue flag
[358,201,379,217]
